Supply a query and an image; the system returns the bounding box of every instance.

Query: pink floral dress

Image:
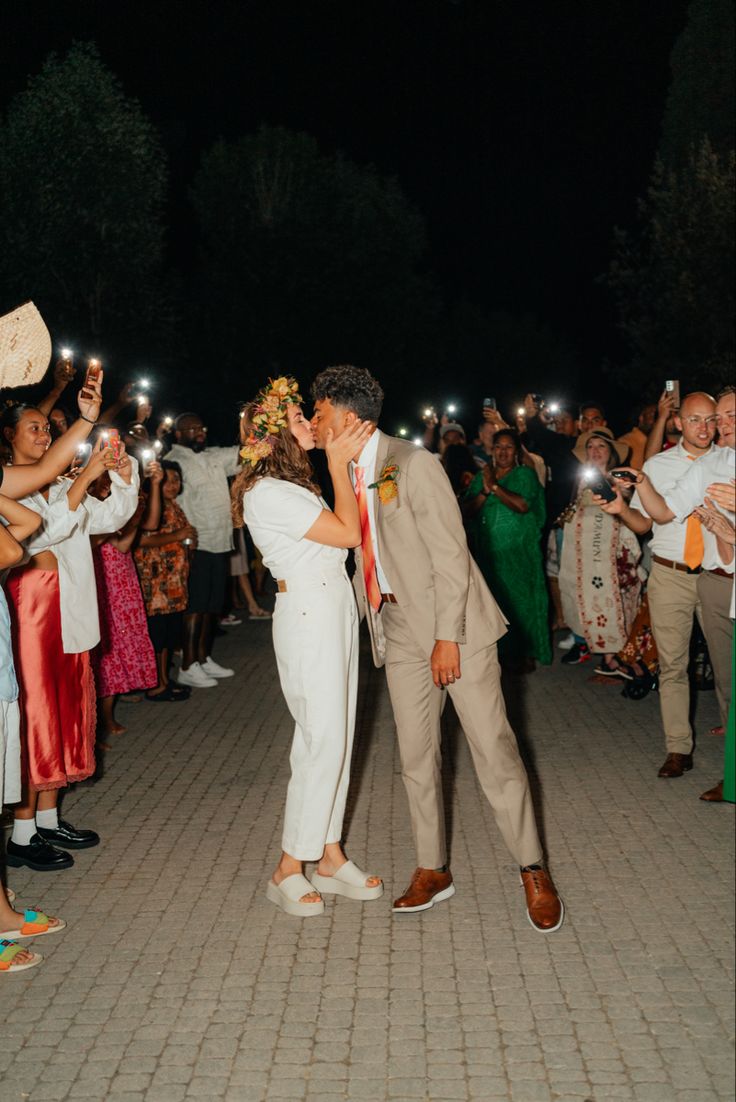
[91,543,157,696]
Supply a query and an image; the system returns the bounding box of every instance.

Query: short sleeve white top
[243,478,346,580]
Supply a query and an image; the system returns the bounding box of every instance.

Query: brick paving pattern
[2,623,734,1102]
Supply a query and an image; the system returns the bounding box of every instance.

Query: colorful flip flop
[0,939,43,973]
[0,910,66,940]
[310,860,384,901]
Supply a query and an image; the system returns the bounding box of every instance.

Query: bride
[233,376,383,916]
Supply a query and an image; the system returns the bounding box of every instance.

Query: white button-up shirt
[352,429,394,594]
[662,445,735,573]
[19,468,140,653]
[166,444,240,554]
[632,442,714,562]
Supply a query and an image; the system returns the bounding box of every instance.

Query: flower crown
[239,375,303,467]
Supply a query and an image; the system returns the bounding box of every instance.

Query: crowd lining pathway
[2,621,734,1102]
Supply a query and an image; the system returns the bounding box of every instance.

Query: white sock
[11,819,37,846]
[36,808,59,830]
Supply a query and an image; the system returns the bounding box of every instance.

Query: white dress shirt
[166,444,240,554]
[352,429,394,594]
[662,445,735,573]
[632,442,714,562]
[19,467,140,653]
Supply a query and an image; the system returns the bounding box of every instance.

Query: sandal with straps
[311,860,384,901]
[0,939,43,973]
[0,909,66,940]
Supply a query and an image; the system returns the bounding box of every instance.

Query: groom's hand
[431,640,461,688]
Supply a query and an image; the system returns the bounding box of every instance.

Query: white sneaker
[177,661,218,688]
[201,657,235,679]
[557,631,575,651]
[220,613,242,626]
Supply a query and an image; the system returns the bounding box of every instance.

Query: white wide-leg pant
[272,567,359,861]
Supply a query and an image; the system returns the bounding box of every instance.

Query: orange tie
[683,515,704,571]
[354,466,382,611]
[682,455,704,571]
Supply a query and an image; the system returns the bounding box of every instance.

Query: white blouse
[18,468,140,653]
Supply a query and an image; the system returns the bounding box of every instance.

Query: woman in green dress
[464,429,551,669]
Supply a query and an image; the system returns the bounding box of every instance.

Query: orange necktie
[682,455,704,571]
[354,466,382,611]
[683,515,704,570]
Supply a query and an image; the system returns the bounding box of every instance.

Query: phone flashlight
[517,407,525,417]
[61,347,73,361]
[548,402,560,414]
[183,538,193,547]
[447,403,457,414]
[413,437,423,447]
[153,439,163,452]
[138,378,150,390]
[75,443,91,463]
[141,448,154,463]
[398,427,408,437]
[163,415,173,427]
[423,407,434,418]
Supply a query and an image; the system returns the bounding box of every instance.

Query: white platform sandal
[311,860,384,901]
[266,874,325,917]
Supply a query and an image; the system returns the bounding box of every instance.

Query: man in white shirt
[600,392,718,778]
[624,387,735,757]
[167,413,241,688]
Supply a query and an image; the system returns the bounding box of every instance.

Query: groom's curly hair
[311,365,384,422]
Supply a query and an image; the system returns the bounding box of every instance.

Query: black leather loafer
[6,834,74,871]
[36,819,100,849]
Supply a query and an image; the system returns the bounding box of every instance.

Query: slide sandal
[311,860,384,901]
[266,874,324,917]
[0,910,66,940]
[0,939,43,973]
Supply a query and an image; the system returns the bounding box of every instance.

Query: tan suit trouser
[382,603,542,870]
[647,562,701,754]
[697,572,734,728]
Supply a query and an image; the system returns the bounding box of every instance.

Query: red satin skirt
[5,568,96,792]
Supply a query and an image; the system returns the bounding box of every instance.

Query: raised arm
[644,391,677,462]
[36,358,75,418]
[1,372,103,499]
[304,421,372,547]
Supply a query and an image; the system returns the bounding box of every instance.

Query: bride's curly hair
[231,401,320,526]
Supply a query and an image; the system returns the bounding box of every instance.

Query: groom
[310,366,563,930]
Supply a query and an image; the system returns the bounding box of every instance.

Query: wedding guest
[1,404,138,872]
[89,458,160,736]
[134,460,195,701]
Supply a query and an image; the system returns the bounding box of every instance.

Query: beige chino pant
[697,571,734,729]
[381,603,542,870]
[647,562,701,755]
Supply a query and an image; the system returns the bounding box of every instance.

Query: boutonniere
[369,458,400,505]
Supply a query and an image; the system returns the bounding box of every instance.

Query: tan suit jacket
[352,432,508,666]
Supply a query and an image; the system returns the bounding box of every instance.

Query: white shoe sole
[392,883,455,913]
[177,676,218,689]
[202,669,234,679]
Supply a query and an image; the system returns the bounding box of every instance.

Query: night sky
[4,1,690,423]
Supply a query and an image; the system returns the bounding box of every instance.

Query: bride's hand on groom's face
[325,419,373,465]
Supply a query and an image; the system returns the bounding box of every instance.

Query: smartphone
[85,359,101,388]
[105,428,121,462]
[611,469,638,484]
[665,379,680,406]
[582,466,616,502]
[483,397,497,411]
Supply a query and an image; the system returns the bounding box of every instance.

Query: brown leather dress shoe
[520,867,564,932]
[699,780,724,802]
[392,868,455,913]
[658,753,693,778]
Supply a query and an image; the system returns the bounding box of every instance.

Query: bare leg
[182,613,201,670]
[272,851,321,903]
[99,695,125,735]
[315,843,382,887]
[548,577,567,630]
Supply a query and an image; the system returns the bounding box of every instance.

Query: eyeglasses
[682,415,717,426]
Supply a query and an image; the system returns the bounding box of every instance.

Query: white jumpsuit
[243,478,359,860]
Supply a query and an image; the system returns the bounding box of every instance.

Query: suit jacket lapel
[372,430,391,565]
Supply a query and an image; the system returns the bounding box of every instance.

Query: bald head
[679,391,715,418]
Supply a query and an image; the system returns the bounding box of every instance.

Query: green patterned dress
[466,465,551,664]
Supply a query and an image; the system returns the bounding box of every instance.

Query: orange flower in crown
[239,376,303,466]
